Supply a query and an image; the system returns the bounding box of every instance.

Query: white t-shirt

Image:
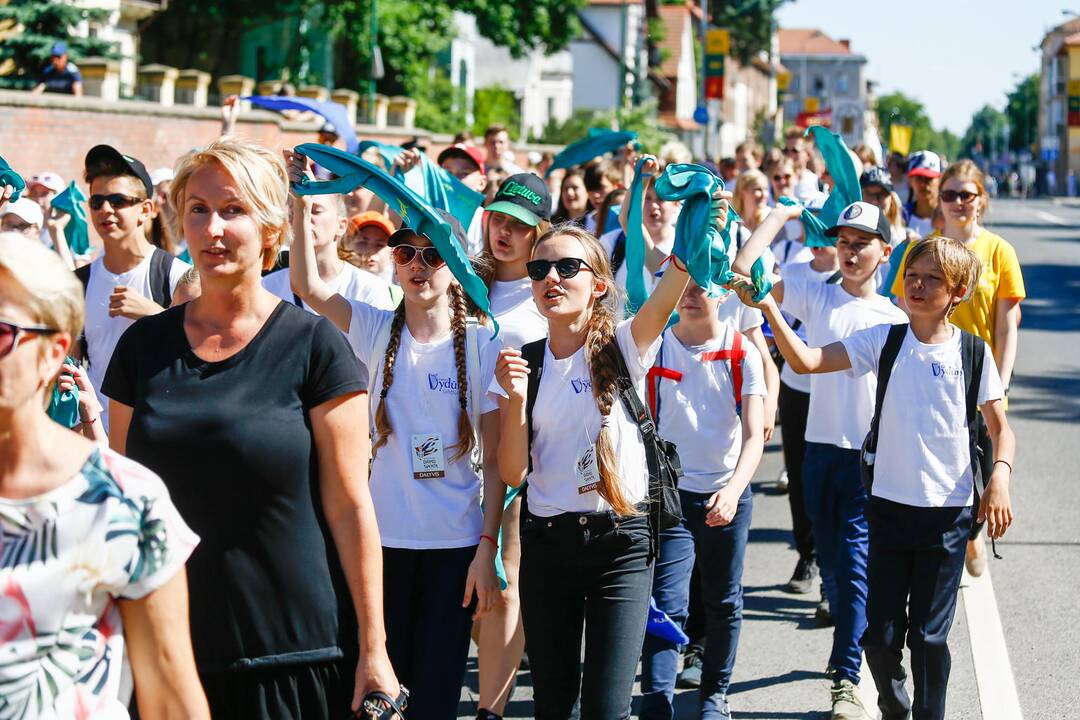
[907,213,934,239]
[492,319,661,517]
[599,227,673,320]
[842,325,1003,507]
[345,300,501,549]
[86,252,189,431]
[488,277,547,351]
[793,170,821,202]
[771,232,813,273]
[777,261,837,393]
[717,292,762,332]
[781,273,907,449]
[262,262,396,313]
[653,327,767,493]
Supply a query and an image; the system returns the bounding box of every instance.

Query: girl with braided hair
[492,179,729,718]
[285,150,505,718]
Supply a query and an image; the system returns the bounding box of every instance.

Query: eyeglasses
[940,190,978,204]
[89,193,145,211]
[783,147,801,155]
[391,244,445,269]
[772,174,792,182]
[0,319,57,359]
[525,257,595,281]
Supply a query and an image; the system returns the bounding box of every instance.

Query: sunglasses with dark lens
[89,193,144,211]
[0,319,57,359]
[940,190,978,204]
[525,257,595,282]
[773,174,792,182]
[391,244,445,269]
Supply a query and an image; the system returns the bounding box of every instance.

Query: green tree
[0,0,118,89]
[534,100,675,154]
[471,87,521,139]
[1004,73,1038,154]
[961,104,1008,159]
[707,0,789,66]
[876,91,958,158]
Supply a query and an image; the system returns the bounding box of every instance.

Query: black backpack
[860,323,996,545]
[521,337,684,556]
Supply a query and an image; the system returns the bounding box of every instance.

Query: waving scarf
[245,96,358,153]
[0,155,25,201]
[546,129,637,177]
[292,143,495,331]
[50,182,90,255]
[782,127,862,248]
[621,157,653,315]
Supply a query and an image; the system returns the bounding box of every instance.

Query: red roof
[778,28,853,55]
[1065,32,1080,47]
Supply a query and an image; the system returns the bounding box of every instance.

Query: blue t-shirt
[40,62,82,94]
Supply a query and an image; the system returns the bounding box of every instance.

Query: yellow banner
[889,124,913,156]
[706,29,730,55]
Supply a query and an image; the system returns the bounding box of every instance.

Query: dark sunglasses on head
[89,193,144,211]
[940,190,978,204]
[525,257,595,281]
[0,319,57,359]
[391,244,444,269]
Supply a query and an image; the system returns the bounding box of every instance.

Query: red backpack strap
[700,331,747,415]
[646,367,683,418]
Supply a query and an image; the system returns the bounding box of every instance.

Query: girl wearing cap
[344,211,398,288]
[286,150,506,718]
[492,185,726,716]
[471,173,553,720]
[903,151,942,238]
[104,137,399,717]
[0,232,208,717]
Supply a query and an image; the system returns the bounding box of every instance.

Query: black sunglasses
[940,190,978,204]
[89,193,145,211]
[391,244,444,269]
[0,319,57,359]
[526,257,595,282]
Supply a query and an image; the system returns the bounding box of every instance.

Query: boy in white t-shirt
[79,145,189,431]
[732,236,1014,720]
[639,281,766,720]
[733,201,906,719]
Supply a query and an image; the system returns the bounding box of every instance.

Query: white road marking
[1030,209,1070,227]
[962,563,1023,719]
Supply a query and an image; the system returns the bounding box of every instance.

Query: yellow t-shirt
[889,228,1026,351]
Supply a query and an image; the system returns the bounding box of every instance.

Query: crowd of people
[0,110,1025,720]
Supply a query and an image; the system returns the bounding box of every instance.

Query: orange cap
[349,211,394,236]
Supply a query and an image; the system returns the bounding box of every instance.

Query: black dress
[104,301,367,718]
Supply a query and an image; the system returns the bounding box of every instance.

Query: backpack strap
[701,330,747,416]
[148,248,175,309]
[74,264,92,362]
[646,334,682,419]
[521,339,547,475]
[865,323,908,463]
[962,330,985,498]
[610,229,627,276]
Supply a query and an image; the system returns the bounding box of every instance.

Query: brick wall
[1,90,560,188]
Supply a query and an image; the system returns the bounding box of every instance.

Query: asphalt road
[457,197,1080,719]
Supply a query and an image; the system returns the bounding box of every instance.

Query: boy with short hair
[79,145,189,430]
[732,235,1014,720]
[734,200,906,719]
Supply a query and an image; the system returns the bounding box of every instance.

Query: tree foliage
[707,0,788,66]
[876,91,959,160]
[534,100,675,154]
[961,104,1008,159]
[0,0,118,89]
[1004,73,1038,154]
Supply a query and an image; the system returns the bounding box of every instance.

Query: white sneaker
[776,469,789,493]
[965,537,987,577]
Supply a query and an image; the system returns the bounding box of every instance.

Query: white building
[73,0,164,97]
[569,0,646,112]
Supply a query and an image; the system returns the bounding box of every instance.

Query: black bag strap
[522,339,546,475]
[866,323,909,456]
[826,269,843,284]
[75,263,92,294]
[961,330,983,494]
[148,247,175,309]
[610,229,627,276]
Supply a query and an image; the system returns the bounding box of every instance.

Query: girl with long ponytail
[285,150,505,718]
[493,157,730,718]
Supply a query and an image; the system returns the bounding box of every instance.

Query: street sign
[705,76,724,100]
[706,29,730,55]
[804,96,820,113]
[693,105,709,125]
[703,29,728,100]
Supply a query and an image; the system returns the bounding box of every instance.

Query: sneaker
[700,693,732,720]
[830,679,872,719]
[676,645,703,688]
[784,556,818,594]
[965,537,987,577]
[815,588,833,627]
[776,469,790,493]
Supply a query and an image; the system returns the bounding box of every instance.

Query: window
[841,116,855,135]
[547,97,556,121]
[835,73,849,95]
[813,76,825,94]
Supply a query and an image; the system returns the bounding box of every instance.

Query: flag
[889,124,913,157]
[546,129,637,177]
[245,95,358,154]
[50,182,91,255]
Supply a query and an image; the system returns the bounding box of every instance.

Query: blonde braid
[448,282,476,462]
[372,303,407,458]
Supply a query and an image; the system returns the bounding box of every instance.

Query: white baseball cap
[825,201,891,243]
[150,167,175,186]
[28,172,64,193]
[1,197,45,227]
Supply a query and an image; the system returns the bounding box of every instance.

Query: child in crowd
[732,235,1014,720]
[582,159,623,236]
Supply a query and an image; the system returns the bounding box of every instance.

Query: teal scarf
[782,126,862,248]
[51,182,91,255]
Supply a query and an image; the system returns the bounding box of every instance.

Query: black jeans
[519,507,654,720]
[382,546,477,720]
[862,498,972,720]
[778,381,815,561]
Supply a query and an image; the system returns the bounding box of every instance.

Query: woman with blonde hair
[102,137,399,717]
[0,231,208,718]
[493,182,727,716]
[732,169,771,231]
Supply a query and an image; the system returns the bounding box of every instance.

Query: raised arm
[731,203,804,278]
[495,348,530,488]
[284,148,353,333]
[617,157,667,273]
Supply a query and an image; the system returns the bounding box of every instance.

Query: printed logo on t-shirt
[931,362,962,378]
[427,373,459,394]
[570,377,592,394]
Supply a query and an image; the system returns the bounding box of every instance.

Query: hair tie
[600,416,612,429]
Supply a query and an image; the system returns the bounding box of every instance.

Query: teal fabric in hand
[622,157,653,315]
[546,129,637,176]
[786,127,863,248]
[51,182,90,255]
[47,363,81,429]
[0,154,26,202]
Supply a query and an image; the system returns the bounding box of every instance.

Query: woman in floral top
[0,229,208,718]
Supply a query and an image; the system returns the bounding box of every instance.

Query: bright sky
[776,0,1074,135]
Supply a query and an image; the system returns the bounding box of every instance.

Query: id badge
[575,444,600,495]
[411,433,446,479]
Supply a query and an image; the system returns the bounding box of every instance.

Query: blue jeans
[862,498,972,720]
[520,509,653,720]
[639,486,752,719]
[802,442,868,684]
[382,546,477,720]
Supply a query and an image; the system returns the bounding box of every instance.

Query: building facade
[1038,17,1080,186]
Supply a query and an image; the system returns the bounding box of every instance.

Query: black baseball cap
[84,145,154,198]
[388,209,469,253]
[486,173,551,227]
[860,166,893,193]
